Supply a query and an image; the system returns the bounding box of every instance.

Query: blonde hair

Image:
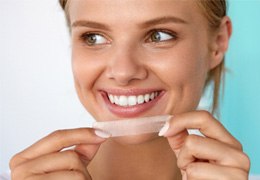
[59,0,227,114]
[196,0,227,114]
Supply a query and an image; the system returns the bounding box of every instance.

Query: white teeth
[114,96,119,105]
[150,92,155,100]
[137,95,144,104]
[108,94,114,103]
[128,96,137,106]
[108,91,160,107]
[119,96,128,106]
[144,94,150,103]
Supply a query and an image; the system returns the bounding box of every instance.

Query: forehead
[68,0,204,26]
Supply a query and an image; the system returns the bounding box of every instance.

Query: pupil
[152,32,161,42]
[88,35,96,44]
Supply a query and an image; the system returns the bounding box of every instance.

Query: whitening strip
[92,115,172,137]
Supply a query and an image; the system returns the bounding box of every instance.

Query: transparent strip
[92,115,172,137]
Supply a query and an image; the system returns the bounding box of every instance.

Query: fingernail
[94,129,111,138]
[158,121,170,136]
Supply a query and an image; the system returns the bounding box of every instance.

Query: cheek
[72,48,104,91]
[147,48,208,111]
[150,51,208,88]
[71,47,107,116]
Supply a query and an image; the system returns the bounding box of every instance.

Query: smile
[100,89,165,117]
[108,91,160,107]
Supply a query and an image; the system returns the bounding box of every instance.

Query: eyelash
[79,29,177,47]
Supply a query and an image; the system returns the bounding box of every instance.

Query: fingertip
[158,121,170,136]
[94,129,111,139]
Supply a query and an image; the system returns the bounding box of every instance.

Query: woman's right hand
[9,128,109,180]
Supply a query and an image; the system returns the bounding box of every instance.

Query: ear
[209,16,232,69]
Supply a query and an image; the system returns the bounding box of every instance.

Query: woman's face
[69,0,215,121]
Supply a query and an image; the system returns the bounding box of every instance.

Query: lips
[100,89,164,118]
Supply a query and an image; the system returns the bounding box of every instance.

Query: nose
[106,47,148,86]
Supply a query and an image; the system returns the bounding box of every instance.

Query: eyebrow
[139,16,188,28]
[71,20,111,30]
[71,16,187,30]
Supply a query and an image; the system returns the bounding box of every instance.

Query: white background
[0,0,94,173]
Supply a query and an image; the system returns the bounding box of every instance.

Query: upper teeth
[108,92,159,107]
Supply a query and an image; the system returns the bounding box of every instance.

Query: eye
[81,33,108,46]
[149,30,176,43]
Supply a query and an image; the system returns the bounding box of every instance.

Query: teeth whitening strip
[92,115,172,137]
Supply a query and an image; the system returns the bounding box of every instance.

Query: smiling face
[68,0,218,121]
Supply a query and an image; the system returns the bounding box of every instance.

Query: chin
[109,133,161,145]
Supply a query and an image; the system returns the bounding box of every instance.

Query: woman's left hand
[160,110,250,180]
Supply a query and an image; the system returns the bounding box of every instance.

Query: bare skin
[10,0,250,179]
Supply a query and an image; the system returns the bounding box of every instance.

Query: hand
[10,128,108,180]
[161,110,250,180]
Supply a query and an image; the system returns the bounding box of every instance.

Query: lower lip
[100,91,165,118]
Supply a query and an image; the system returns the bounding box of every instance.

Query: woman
[10,0,250,179]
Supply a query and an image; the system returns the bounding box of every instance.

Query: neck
[88,136,181,180]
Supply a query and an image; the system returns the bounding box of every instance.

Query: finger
[12,150,89,178]
[164,110,242,150]
[177,135,250,172]
[10,128,107,169]
[26,170,90,180]
[74,143,102,164]
[159,116,188,157]
[185,162,249,180]
[166,130,188,158]
[166,129,188,150]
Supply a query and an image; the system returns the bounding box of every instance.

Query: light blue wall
[221,0,260,174]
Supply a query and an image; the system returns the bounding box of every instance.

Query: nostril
[105,57,148,85]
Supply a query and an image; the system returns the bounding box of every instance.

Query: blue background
[221,0,260,174]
